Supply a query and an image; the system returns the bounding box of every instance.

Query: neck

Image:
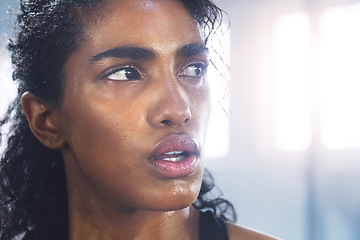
[68,204,199,240]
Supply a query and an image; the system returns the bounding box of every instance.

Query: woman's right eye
[104,66,142,81]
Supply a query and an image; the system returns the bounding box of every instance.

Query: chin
[141,180,202,212]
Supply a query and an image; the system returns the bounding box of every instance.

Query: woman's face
[58,0,211,212]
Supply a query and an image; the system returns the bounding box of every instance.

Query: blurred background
[1,0,360,239]
[205,0,360,239]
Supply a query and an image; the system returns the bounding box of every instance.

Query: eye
[179,62,207,80]
[103,66,142,81]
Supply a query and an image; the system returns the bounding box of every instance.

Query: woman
[0,0,276,239]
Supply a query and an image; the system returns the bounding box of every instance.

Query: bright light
[0,47,16,155]
[204,27,230,158]
[273,13,312,151]
[319,4,360,150]
[0,49,15,116]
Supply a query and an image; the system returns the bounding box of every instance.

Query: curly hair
[0,0,235,239]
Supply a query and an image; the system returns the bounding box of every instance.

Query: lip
[148,134,201,178]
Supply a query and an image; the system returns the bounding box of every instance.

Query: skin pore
[21,0,278,239]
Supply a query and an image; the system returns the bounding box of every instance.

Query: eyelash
[178,62,208,80]
[100,61,208,82]
[100,65,143,81]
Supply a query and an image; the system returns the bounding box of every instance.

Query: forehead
[90,0,199,33]
[73,0,203,61]
[82,0,201,42]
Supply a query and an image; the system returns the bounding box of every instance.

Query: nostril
[183,117,190,125]
[161,120,172,126]
[160,116,190,127]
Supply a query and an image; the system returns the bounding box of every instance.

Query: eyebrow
[179,43,209,58]
[89,43,208,63]
[90,46,156,62]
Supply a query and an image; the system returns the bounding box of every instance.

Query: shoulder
[226,222,280,240]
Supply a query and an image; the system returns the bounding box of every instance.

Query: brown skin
[21,0,279,239]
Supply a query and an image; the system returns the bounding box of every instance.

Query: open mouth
[148,134,200,178]
[160,151,190,162]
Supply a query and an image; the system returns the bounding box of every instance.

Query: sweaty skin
[58,0,209,239]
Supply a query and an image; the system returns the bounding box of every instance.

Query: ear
[21,92,66,149]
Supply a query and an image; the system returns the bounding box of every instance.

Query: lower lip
[149,154,199,178]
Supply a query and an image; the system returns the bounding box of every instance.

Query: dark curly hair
[0,0,235,239]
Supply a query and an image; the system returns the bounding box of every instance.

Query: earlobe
[21,92,66,150]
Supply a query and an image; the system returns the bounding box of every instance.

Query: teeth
[162,156,186,162]
[162,151,187,162]
[164,151,184,155]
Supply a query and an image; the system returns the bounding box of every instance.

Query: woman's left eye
[105,66,142,81]
[179,63,207,79]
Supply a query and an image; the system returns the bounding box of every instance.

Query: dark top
[199,211,229,240]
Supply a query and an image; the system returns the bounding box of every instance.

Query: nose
[148,77,192,128]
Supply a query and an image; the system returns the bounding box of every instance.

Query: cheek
[60,100,149,200]
[60,92,137,167]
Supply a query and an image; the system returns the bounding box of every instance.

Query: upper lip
[148,134,200,160]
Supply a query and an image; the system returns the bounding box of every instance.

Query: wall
[208,0,360,239]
